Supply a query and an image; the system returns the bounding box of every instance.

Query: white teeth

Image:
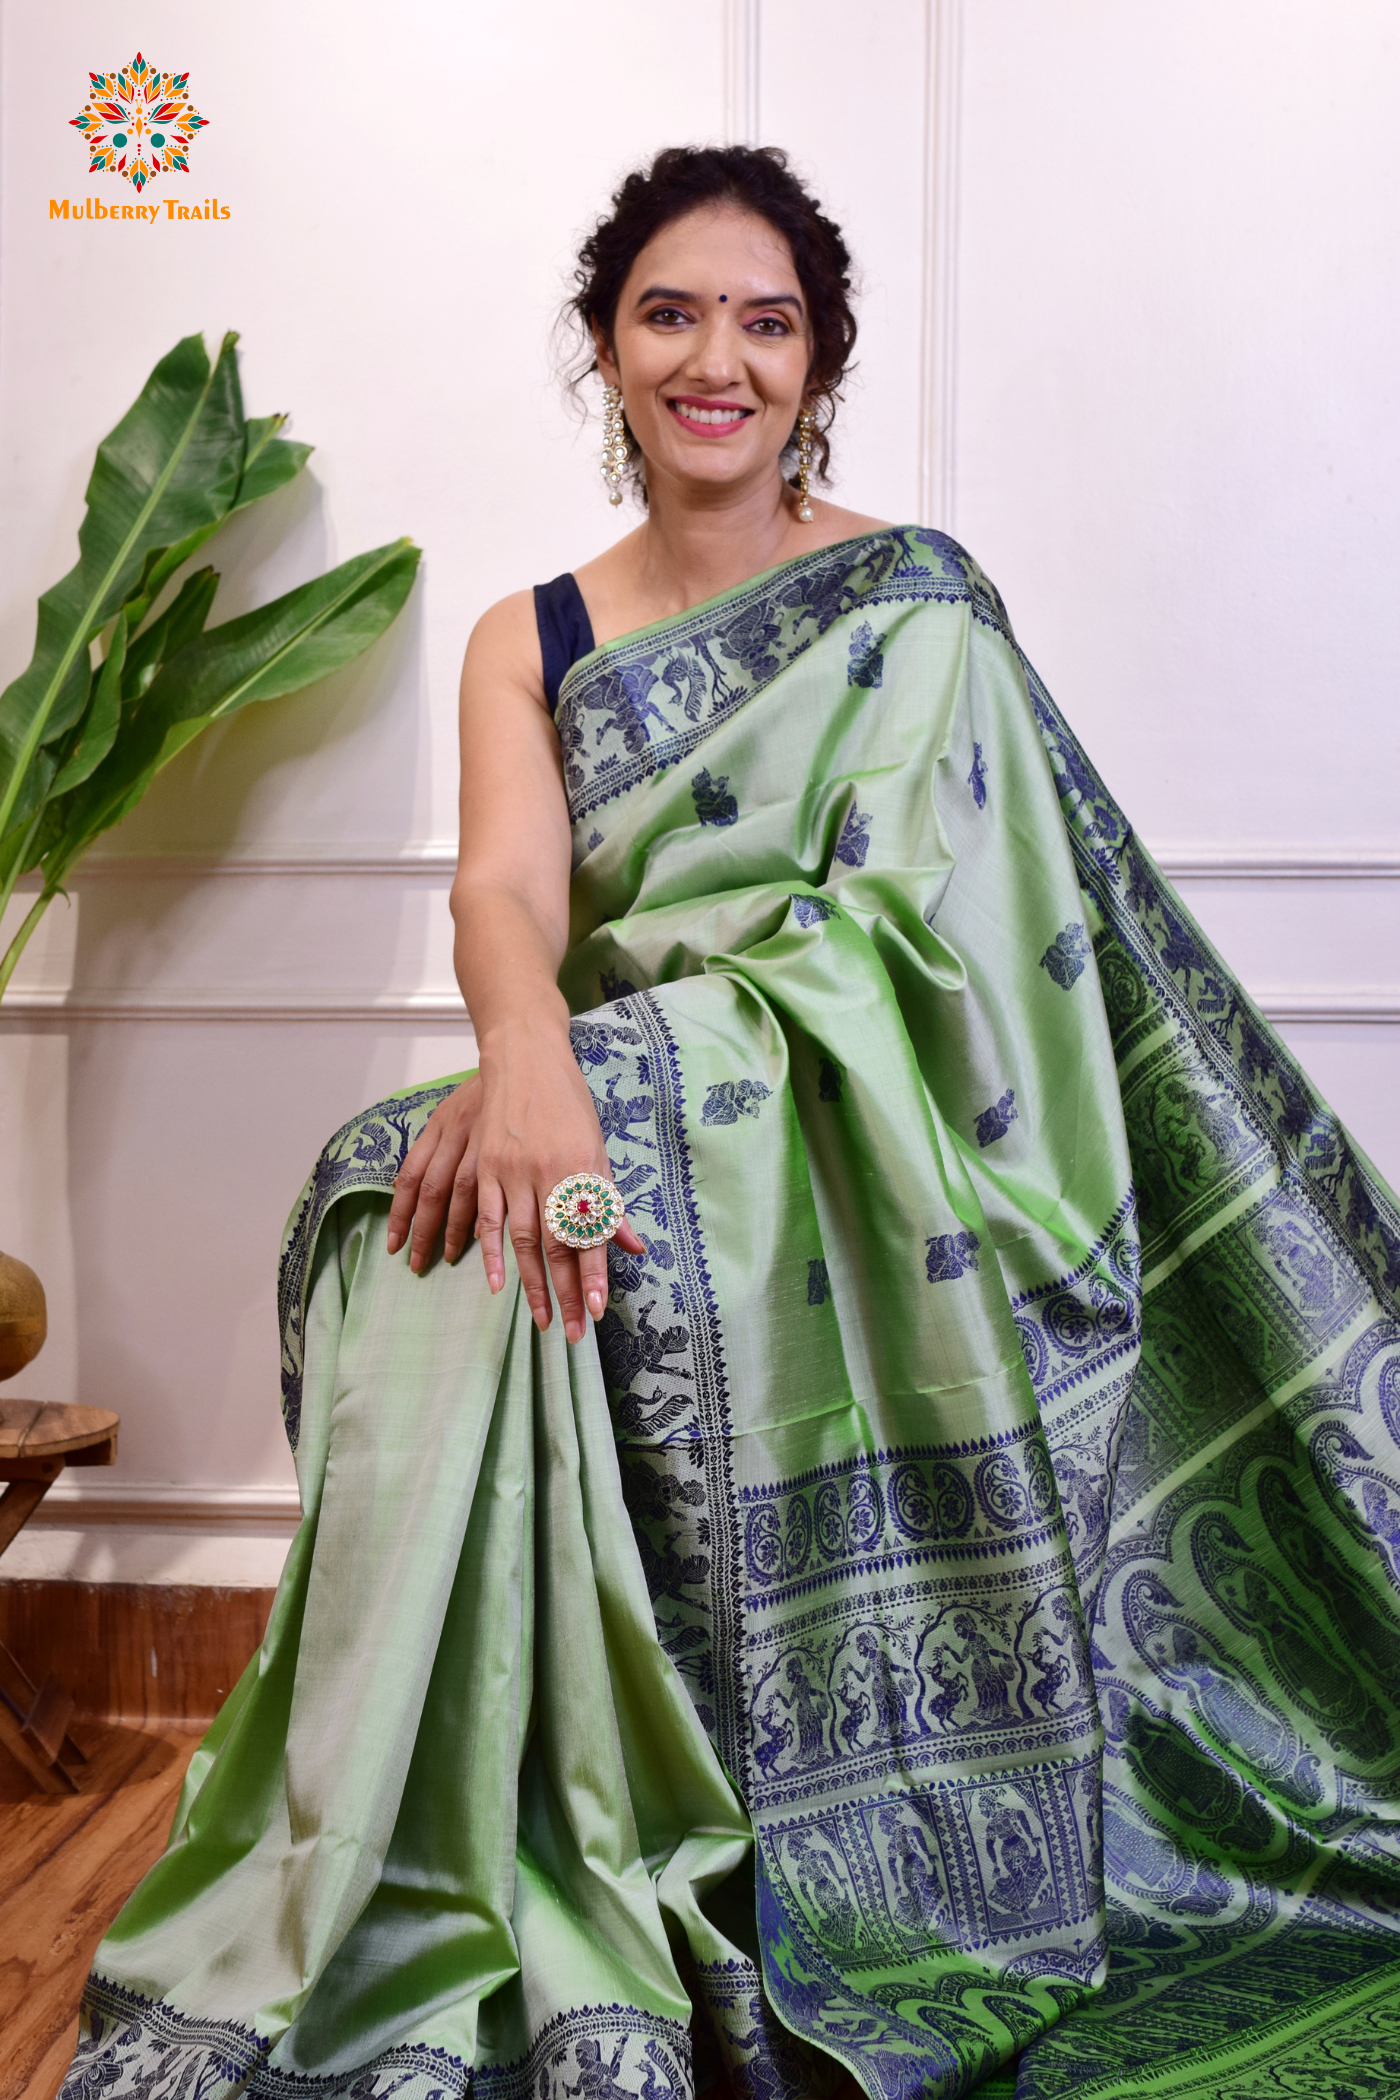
[676,403,745,425]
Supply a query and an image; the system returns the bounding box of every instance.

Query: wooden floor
[0,1722,201,2100]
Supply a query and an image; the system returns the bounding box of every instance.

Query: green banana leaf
[40,538,420,888]
[0,332,245,847]
[0,339,312,895]
[0,330,420,1003]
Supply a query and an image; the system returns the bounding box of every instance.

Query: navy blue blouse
[534,573,595,718]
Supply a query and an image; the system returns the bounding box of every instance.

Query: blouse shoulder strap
[533,573,596,718]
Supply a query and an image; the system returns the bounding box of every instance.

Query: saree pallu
[66,531,1400,2100]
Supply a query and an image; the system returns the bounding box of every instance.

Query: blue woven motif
[790,893,837,927]
[702,1079,772,1126]
[807,1259,830,1306]
[925,1230,980,1282]
[969,741,988,810]
[834,808,872,868]
[1041,922,1090,989]
[975,1089,1018,1147]
[847,620,886,688]
[692,766,738,827]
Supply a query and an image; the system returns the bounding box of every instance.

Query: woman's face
[596,204,812,502]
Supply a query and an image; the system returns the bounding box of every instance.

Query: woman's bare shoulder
[462,589,545,708]
[468,588,539,653]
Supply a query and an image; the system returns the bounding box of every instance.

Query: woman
[68,147,1400,2100]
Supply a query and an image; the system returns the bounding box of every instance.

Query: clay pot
[0,1251,46,1380]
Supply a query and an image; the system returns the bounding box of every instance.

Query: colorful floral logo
[70,53,208,194]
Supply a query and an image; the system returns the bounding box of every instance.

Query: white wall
[1,0,1395,1584]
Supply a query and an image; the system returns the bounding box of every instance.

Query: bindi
[719,294,728,302]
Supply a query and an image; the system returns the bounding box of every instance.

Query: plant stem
[0,886,56,1005]
[0,805,45,930]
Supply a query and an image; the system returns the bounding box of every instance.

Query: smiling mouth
[668,398,753,432]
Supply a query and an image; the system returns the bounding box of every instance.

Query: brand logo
[70,51,207,195]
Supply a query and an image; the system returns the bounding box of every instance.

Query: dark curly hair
[562,145,858,499]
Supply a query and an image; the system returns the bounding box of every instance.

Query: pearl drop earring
[601,385,627,506]
[795,409,815,522]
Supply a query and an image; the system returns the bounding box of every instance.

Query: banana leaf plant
[0,330,421,1001]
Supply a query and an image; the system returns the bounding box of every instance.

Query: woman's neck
[575,470,889,648]
[634,472,799,608]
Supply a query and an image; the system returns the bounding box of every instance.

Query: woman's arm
[385,590,642,1342]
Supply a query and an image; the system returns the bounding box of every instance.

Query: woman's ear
[592,322,619,386]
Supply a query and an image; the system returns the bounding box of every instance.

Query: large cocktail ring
[544,1172,624,1251]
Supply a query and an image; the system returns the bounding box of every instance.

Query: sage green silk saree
[67,532,1400,2100]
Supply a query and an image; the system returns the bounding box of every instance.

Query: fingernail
[586,1288,604,1321]
[533,1306,549,1331]
[566,1319,584,1344]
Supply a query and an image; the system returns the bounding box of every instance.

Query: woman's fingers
[387,1121,441,1256]
[544,1229,589,1345]
[506,1187,554,1332]
[408,1131,470,1273]
[442,1147,480,1265]
[578,1242,611,1326]
[389,1076,483,1265]
[475,1175,507,1294]
[614,1218,646,1256]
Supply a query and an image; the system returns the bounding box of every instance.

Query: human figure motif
[785,1831,861,1947]
[838,1628,918,1749]
[1233,1563,1387,1759]
[876,1805,950,1937]
[951,1612,1016,1719]
[565,2036,633,2100]
[1164,1622,1322,1807]
[775,1656,831,1766]
[980,1792,1050,1916]
[1054,1453,1108,1565]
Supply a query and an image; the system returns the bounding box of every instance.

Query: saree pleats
[66,531,1400,2100]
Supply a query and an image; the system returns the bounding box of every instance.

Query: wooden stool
[0,1399,120,1792]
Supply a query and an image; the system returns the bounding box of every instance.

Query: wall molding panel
[34,845,1400,884]
[724,0,761,144]
[31,1482,302,1528]
[0,988,470,1023]
[1,983,1393,1025]
[1153,849,1400,882]
[920,0,963,530]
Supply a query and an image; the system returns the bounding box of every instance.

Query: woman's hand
[387,1071,485,1271]
[386,1031,645,1345]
